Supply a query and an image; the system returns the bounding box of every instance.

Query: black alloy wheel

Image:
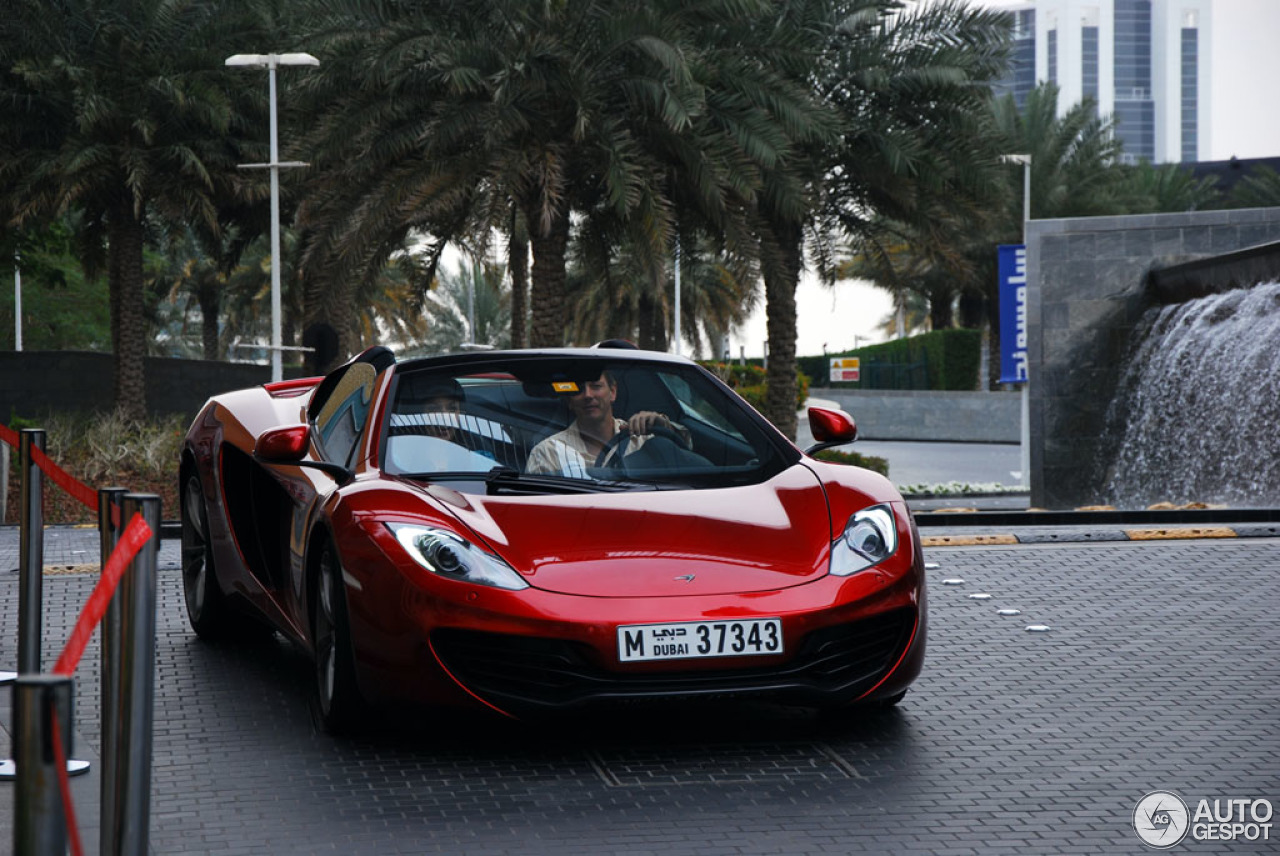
[310,539,366,736]
[181,470,233,639]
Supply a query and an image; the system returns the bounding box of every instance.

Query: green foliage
[701,361,810,412]
[0,224,111,351]
[813,329,982,391]
[1229,165,1280,208]
[812,447,890,477]
[1116,161,1223,213]
[406,260,512,357]
[3,410,183,482]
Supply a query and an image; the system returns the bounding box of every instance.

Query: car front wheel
[309,539,366,736]
[181,469,233,639]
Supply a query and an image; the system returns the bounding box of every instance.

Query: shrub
[2,410,184,525]
[812,447,890,477]
[701,361,810,411]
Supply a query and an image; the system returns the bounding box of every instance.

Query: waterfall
[1103,282,1280,508]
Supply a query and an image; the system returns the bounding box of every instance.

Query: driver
[525,371,689,477]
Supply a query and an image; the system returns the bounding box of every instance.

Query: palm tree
[148,228,234,361]
[1227,165,1280,209]
[990,84,1128,221]
[294,0,686,349]
[743,0,1010,435]
[847,82,1140,387]
[564,224,758,354]
[1117,161,1222,213]
[293,0,819,365]
[402,260,511,357]
[0,0,271,418]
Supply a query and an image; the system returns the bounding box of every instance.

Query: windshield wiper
[484,466,657,495]
[399,466,662,495]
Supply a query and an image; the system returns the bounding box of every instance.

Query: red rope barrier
[52,513,152,678]
[3,423,154,853]
[0,422,122,525]
[50,716,86,856]
[30,444,100,513]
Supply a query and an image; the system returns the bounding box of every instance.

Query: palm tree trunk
[928,289,954,330]
[763,224,802,440]
[329,277,357,367]
[198,283,220,360]
[108,205,148,420]
[527,207,571,348]
[508,207,529,349]
[637,292,664,351]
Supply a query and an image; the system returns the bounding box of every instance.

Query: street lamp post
[673,238,682,357]
[225,52,319,382]
[14,251,21,352]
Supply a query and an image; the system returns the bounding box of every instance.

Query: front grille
[431,609,915,710]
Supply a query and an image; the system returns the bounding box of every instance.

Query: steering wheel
[593,424,688,469]
[594,428,631,469]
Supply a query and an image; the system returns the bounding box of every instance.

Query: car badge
[673,574,696,583]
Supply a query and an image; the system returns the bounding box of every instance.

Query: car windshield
[381,354,795,492]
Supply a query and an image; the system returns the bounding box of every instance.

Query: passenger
[526,371,689,477]
[403,378,464,442]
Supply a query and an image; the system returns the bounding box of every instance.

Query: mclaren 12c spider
[180,345,926,733]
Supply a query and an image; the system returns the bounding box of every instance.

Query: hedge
[799,328,981,391]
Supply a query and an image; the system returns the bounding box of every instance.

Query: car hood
[430,466,838,597]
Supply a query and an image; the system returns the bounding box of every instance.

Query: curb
[922,523,1280,548]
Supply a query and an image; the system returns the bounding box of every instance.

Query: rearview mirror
[805,407,857,455]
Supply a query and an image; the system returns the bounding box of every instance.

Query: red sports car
[180,345,926,733]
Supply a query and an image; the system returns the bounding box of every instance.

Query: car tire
[181,469,235,639]
[309,539,366,736]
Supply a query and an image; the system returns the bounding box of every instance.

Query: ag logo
[1134,791,1190,848]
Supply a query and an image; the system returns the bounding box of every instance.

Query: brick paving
[1,527,1277,854]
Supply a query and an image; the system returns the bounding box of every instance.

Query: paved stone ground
[0,527,1277,855]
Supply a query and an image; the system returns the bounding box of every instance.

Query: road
[795,405,1022,488]
[2,528,1277,854]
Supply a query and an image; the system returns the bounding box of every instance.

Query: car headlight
[829,504,899,577]
[387,524,528,590]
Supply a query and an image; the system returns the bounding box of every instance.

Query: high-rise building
[990,0,1212,164]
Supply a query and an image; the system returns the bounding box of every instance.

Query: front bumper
[430,605,920,711]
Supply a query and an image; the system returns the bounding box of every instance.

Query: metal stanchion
[17,429,45,676]
[99,486,129,854]
[103,493,160,856]
[1,429,46,780]
[0,429,12,685]
[2,429,90,781]
[12,674,74,856]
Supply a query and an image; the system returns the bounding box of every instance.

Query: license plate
[617,618,783,663]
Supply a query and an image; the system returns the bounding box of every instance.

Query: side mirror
[254,425,352,482]
[805,407,857,455]
[255,425,311,462]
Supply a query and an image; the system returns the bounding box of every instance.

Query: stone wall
[808,389,1020,443]
[1028,206,1280,508]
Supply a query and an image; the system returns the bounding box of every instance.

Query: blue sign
[998,244,1028,384]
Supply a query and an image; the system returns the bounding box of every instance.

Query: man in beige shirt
[525,372,687,477]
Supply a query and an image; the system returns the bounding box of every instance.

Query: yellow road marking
[43,564,100,575]
[1124,527,1238,541]
[922,534,1019,547]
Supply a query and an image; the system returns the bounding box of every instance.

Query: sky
[733,0,1280,360]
